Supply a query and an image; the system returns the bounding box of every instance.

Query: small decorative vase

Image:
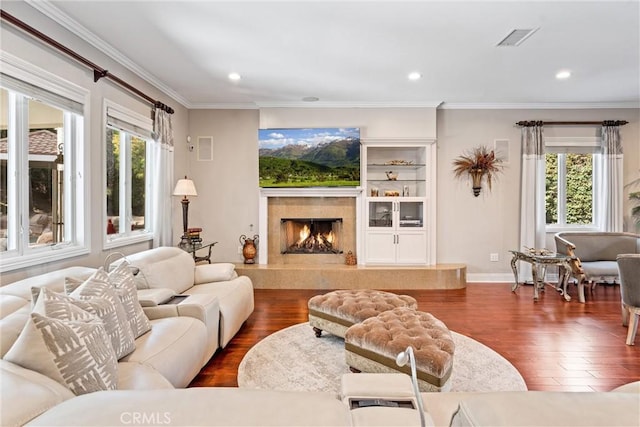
[345,251,357,266]
[240,234,259,264]
[469,168,485,197]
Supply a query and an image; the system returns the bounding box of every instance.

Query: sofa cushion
[4,290,118,395]
[194,262,237,284]
[0,267,97,301]
[0,360,74,427]
[65,271,136,359]
[107,262,151,338]
[27,388,352,426]
[0,295,30,358]
[117,362,174,390]
[120,247,195,294]
[579,260,619,278]
[449,391,640,426]
[119,316,207,388]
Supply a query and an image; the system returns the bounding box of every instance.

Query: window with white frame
[104,102,153,246]
[545,137,601,229]
[0,58,88,272]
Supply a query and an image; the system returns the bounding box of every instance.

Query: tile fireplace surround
[241,188,467,290]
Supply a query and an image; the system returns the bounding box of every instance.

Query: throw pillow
[4,289,118,395]
[65,274,136,359]
[107,262,151,338]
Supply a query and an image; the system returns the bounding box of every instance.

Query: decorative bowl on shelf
[385,171,398,180]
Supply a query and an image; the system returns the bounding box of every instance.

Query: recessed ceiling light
[408,72,422,81]
[228,72,242,81]
[556,70,571,80]
[302,96,319,102]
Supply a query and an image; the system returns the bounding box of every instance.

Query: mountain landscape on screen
[258,128,360,187]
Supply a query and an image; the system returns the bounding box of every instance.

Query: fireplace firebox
[280,218,343,254]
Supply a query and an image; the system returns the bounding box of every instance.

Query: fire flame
[297,224,311,245]
[326,231,334,244]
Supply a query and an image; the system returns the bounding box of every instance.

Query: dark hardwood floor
[189,283,640,392]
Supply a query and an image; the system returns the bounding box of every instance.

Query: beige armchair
[616,254,640,345]
[554,232,640,303]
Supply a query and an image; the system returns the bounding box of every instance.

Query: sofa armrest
[194,263,237,284]
[142,299,217,323]
[142,305,182,320]
[554,234,576,256]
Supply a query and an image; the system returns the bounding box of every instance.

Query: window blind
[106,105,153,140]
[0,72,83,115]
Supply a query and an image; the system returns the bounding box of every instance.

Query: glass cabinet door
[368,201,393,228]
[398,200,424,228]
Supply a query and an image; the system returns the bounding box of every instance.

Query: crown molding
[188,102,260,110]
[439,102,640,110]
[255,101,443,109]
[25,0,190,109]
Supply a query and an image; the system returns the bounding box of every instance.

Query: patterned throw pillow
[4,289,118,395]
[107,262,151,338]
[62,276,135,360]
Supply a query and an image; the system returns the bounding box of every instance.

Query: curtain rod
[516,120,628,126]
[0,9,174,114]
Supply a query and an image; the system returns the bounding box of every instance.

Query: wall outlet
[490,253,499,262]
[238,246,243,255]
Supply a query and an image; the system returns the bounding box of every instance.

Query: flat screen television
[258,127,360,188]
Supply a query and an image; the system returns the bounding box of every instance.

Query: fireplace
[260,190,359,265]
[281,218,343,254]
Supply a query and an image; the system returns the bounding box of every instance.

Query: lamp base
[178,235,192,251]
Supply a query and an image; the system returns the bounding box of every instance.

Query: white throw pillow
[107,262,151,338]
[65,270,136,359]
[4,289,118,395]
[194,262,237,284]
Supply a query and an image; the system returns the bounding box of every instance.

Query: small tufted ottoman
[344,307,455,392]
[308,289,418,338]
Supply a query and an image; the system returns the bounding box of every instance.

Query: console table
[182,242,218,264]
[509,250,572,302]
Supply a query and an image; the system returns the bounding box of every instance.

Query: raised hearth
[235,263,466,290]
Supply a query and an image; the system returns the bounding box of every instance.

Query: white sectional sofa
[113,246,254,349]
[1,249,639,426]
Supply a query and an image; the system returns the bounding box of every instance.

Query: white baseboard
[467,273,570,283]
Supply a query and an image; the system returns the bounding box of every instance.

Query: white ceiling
[30,1,640,109]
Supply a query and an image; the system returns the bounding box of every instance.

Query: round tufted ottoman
[308,289,418,338]
[344,307,455,392]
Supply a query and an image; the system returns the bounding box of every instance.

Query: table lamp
[173,176,198,248]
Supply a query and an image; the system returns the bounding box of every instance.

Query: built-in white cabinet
[365,199,427,264]
[361,141,435,265]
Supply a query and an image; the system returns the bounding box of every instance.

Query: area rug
[238,322,527,393]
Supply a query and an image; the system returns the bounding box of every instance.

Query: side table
[509,250,572,302]
[181,242,218,264]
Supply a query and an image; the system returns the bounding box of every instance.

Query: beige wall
[437,108,640,280]
[259,107,437,138]
[1,3,189,284]
[185,110,260,262]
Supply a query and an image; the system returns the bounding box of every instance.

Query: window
[545,138,601,229]
[104,102,153,247]
[0,54,88,272]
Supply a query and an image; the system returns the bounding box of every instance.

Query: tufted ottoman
[308,289,418,338]
[344,307,455,392]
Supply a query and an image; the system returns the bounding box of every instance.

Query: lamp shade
[173,178,198,197]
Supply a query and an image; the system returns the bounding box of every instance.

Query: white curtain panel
[519,123,546,281]
[596,124,624,232]
[152,109,175,247]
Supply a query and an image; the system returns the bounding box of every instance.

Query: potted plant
[452,145,504,196]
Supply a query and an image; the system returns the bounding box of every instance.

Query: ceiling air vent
[496,28,539,47]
